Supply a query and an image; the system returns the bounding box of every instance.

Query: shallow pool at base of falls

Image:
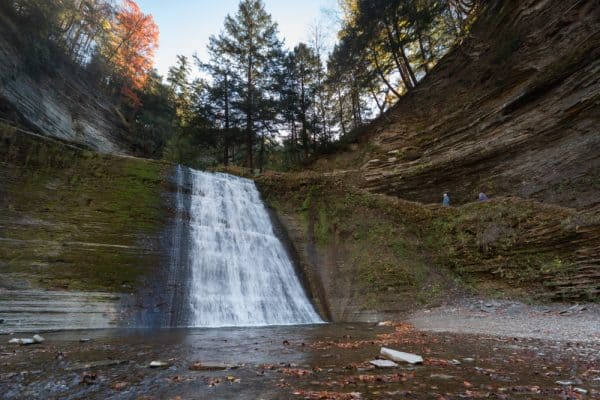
[1,324,597,400]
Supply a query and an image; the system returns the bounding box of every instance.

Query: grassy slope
[0,125,171,291]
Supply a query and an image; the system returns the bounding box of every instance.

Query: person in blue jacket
[442,193,450,207]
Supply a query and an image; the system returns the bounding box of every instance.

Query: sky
[136,0,340,79]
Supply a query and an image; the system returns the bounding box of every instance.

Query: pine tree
[208,0,283,170]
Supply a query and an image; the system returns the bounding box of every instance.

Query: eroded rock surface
[318,0,599,210]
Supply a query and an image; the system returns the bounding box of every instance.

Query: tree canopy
[6,0,479,169]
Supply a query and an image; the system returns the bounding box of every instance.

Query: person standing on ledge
[442,193,451,207]
[478,192,489,201]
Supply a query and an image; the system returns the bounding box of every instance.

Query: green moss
[256,172,596,304]
[1,126,171,292]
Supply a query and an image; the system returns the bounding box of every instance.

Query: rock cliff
[257,172,599,321]
[0,24,129,154]
[259,0,600,319]
[315,0,599,210]
[0,125,179,331]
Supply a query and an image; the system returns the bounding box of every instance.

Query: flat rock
[369,359,398,368]
[555,380,578,386]
[189,362,230,371]
[149,361,170,368]
[380,347,423,364]
[8,338,37,345]
[430,374,455,380]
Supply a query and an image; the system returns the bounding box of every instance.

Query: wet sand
[1,323,598,399]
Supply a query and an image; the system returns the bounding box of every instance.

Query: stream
[1,323,598,399]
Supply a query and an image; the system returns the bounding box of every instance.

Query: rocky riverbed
[1,323,598,399]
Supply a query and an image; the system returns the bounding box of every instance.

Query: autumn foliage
[107,0,159,91]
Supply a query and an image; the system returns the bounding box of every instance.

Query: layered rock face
[258,172,599,322]
[0,126,178,331]
[282,0,600,316]
[357,0,599,209]
[0,26,129,154]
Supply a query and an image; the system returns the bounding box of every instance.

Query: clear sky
[136,0,340,79]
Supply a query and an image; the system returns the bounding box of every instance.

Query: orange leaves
[308,323,422,351]
[108,0,159,105]
[292,390,362,400]
[281,368,314,377]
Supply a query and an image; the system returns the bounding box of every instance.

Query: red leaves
[281,368,313,377]
[292,390,361,400]
[309,323,421,351]
[110,0,159,98]
[425,358,452,367]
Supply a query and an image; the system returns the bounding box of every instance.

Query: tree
[281,43,323,160]
[208,0,283,170]
[167,55,193,126]
[103,0,159,100]
[201,34,240,166]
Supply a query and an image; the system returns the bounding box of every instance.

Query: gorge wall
[314,0,599,210]
[0,125,178,331]
[257,0,600,319]
[0,21,129,154]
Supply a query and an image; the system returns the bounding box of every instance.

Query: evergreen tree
[208,0,283,170]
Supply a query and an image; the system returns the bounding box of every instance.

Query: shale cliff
[0,22,129,154]
[256,0,600,320]
[0,125,181,331]
[315,0,599,210]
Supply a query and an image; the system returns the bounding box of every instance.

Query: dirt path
[408,298,600,343]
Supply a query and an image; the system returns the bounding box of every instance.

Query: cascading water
[177,167,322,327]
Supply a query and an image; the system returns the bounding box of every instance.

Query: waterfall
[176,168,322,327]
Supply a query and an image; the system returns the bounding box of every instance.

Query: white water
[186,169,322,327]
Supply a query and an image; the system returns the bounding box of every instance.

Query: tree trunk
[369,86,385,115]
[337,88,347,136]
[399,44,418,87]
[370,49,402,98]
[384,22,413,90]
[245,56,254,170]
[417,31,430,73]
[259,132,265,173]
[223,73,230,166]
[300,71,309,160]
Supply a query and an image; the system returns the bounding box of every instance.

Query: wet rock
[79,338,91,343]
[0,319,4,324]
[8,338,37,345]
[369,359,398,368]
[149,361,170,368]
[111,382,128,391]
[80,371,98,385]
[189,362,230,371]
[380,347,423,364]
[555,380,577,386]
[430,374,455,380]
